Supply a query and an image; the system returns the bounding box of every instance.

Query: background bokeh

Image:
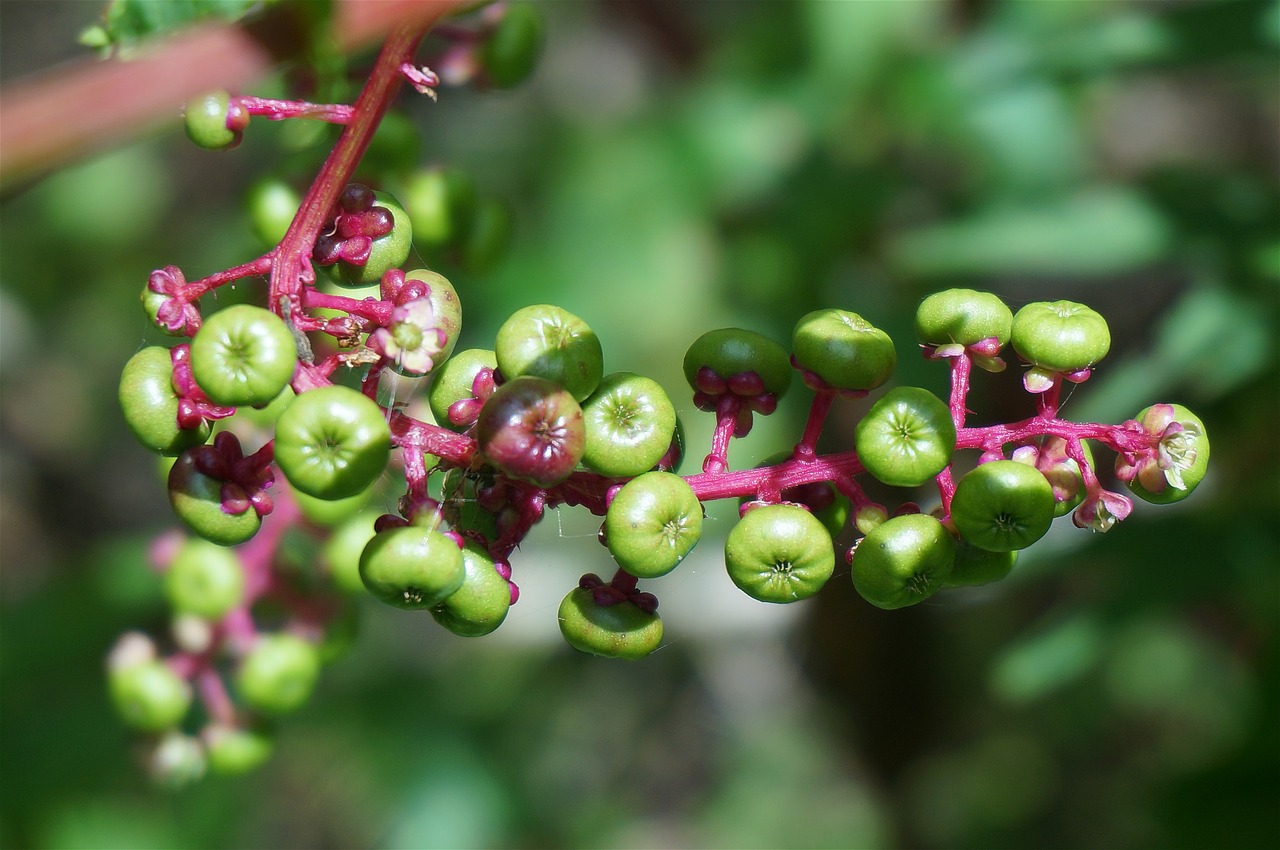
[1,1,1277,848]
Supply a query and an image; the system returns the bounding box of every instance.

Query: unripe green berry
[184,90,242,150]
[236,633,321,716]
[109,659,191,732]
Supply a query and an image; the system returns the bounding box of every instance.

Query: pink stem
[271,25,429,321]
[702,395,742,474]
[237,96,355,123]
[793,390,835,461]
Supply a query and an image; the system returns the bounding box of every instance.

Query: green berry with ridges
[273,386,391,500]
[581,372,678,477]
[854,386,956,488]
[724,504,835,603]
[950,460,1055,552]
[605,471,703,578]
[189,304,298,408]
[851,513,956,609]
[359,525,465,610]
[495,304,604,402]
[1011,300,1111,373]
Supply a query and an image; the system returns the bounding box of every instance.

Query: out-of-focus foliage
[78,0,276,53]
[1,1,1277,848]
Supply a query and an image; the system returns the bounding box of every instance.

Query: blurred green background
[1,1,1277,847]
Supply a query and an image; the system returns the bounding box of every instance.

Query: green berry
[236,633,321,716]
[950,460,1055,552]
[168,448,261,546]
[203,724,274,776]
[165,537,245,620]
[605,471,703,579]
[109,659,191,732]
[1122,403,1210,504]
[581,372,678,478]
[682,328,792,399]
[119,346,211,455]
[184,90,242,150]
[246,178,300,246]
[431,542,511,636]
[273,386,391,500]
[724,504,835,603]
[495,304,604,402]
[851,513,956,609]
[791,309,896,391]
[322,510,381,595]
[428,348,496,432]
[337,191,413,286]
[480,3,544,89]
[558,586,663,659]
[359,525,465,610]
[854,387,956,488]
[189,305,298,408]
[946,540,1017,588]
[1011,300,1111,373]
[914,289,1013,348]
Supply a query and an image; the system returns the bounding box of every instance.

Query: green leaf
[84,0,277,52]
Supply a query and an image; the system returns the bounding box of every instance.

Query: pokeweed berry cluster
[110,8,1209,785]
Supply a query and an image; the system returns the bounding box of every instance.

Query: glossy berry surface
[119,346,211,455]
[189,305,298,408]
[851,513,956,609]
[792,309,896,391]
[273,386,391,500]
[950,459,1055,552]
[581,372,678,478]
[724,504,835,604]
[430,542,512,636]
[184,90,241,150]
[558,586,663,660]
[915,288,1013,348]
[854,386,956,487]
[168,448,261,546]
[1011,300,1111,373]
[682,327,792,399]
[427,348,496,432]
[495,304,604,402]
[359,525,465,610]
[605,471,703,578]
[475,375,585,488]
